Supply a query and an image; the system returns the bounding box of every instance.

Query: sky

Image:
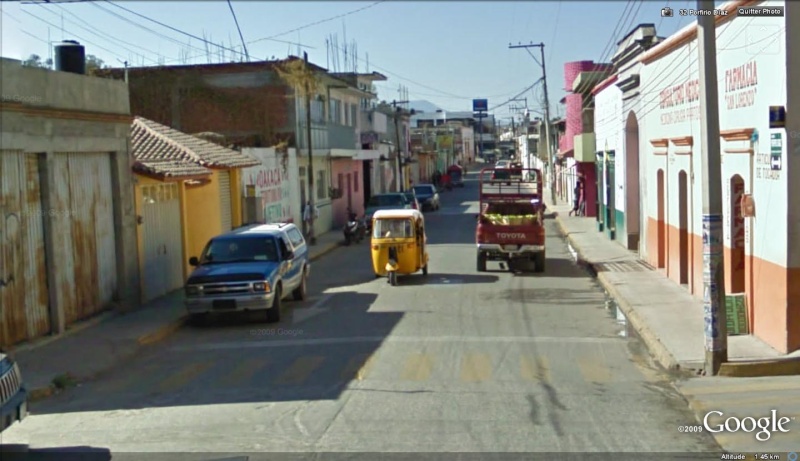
[1,0,700,122]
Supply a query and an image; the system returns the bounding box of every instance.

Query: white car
[495,160,511,168]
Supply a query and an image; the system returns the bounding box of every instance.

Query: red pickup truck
[476,167,546,272]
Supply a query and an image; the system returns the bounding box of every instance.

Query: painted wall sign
[658,78,701,125]
[724,60,758,111]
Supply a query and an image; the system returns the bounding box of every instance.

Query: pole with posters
[697,0,728,374]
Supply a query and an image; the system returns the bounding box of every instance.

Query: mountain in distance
[408,100,445,113]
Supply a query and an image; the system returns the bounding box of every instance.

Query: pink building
[331,158,364,228]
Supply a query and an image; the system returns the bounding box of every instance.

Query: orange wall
[645,216,800,354]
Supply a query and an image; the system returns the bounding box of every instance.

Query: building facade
[639,0,798,352]
[0,56,138,346]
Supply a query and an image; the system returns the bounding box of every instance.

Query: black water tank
[55,40,85,75]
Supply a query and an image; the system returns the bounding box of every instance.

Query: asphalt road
[3,173,723,458]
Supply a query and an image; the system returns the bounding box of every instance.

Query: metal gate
[52,153,118,325]
[0,151,50,347]
[218,170,232,232]
[140,183,184,303]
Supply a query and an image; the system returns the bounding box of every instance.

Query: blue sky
[1,1,699,120]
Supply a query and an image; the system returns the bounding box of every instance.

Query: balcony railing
[328,124,357,150]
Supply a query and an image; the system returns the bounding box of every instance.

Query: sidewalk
[13,230,343,402]
[544,197,800,377]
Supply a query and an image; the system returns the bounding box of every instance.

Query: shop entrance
[656,169,666,269]
[678,170,689,286]
[625,112,641,250]
[730,174,746,293]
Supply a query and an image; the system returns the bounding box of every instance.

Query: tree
[275,57,321,244]
[22,54,52,68]
[85,55,106,74]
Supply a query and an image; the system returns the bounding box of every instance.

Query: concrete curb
[552,214,682,372]
[718,357,800,377]
[309,241,342,262]
[136,315,189,346]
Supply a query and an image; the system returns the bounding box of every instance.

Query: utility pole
[304,52,317,245]
[391,100,410,192]
[509,42,555,204]
[697,0,727,374]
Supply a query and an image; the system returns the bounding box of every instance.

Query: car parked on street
[403,190,421,211]
[0,350,27,434]
[413,184,440,211]
[364,193,413,228]
[184,222,310,324]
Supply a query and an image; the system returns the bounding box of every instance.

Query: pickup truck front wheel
[477,252,487,272]
[534,252,546,273]
[266,285,282,323]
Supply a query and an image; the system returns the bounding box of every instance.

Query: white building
[638,0,797,353]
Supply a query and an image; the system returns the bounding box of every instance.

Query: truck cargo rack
[479,167,542,202]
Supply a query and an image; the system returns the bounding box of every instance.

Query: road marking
[401,353,433,381]
[577,354,613,384]
[340,353,376,381]
[214,358,271,388]
[172,336,620,352]
[460,353,492,382]
[520,355,551,382]
[274,356,325,385]
[157,362,213,393]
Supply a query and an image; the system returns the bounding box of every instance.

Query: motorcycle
[343,212,367,245]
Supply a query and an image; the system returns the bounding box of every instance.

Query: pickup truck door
[278,236,301,289]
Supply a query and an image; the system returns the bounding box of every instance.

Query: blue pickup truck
[184,222,310,324]
[0,350,27,433]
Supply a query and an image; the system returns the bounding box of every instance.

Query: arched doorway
[625,112,641,250]
[678,170,689,285]
[657,169,666,268]
[730,175,746,293]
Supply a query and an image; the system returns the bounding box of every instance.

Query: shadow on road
[0,445,112,461]
[30,292,404,414]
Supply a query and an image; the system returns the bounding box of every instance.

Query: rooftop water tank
[55,40,85,75]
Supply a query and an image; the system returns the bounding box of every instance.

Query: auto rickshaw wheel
[423,264,428,276]
[388,271,398,286]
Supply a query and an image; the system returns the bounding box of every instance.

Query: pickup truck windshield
[368,195,405,207]
[200,237,279,264]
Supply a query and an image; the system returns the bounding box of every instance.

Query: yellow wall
[184,169,223,272]
[230,168,243,228]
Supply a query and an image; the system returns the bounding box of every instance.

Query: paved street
[3,176,722,455]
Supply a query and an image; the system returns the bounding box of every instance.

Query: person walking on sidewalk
[569,175,586,217]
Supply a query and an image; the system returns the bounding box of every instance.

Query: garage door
[218,170,232,232]
[51,153,118,325]
[140,183,184,303]
[0,151,50,347]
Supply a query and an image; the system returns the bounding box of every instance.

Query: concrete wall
[595,82,625,242]
[331,159,364,227]
[640,0,796,352]
[297,154,334,235]
[1,59,139,339]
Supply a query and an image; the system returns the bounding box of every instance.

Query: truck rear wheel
[534,252,546,272]
[477,252,487,272]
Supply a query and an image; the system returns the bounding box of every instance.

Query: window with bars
[329,99,342,124]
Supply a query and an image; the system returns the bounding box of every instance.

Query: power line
[246,1,386,46]
[226,0,249,61]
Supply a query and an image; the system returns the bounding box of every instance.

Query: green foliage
[274,59,318,96]
[22,54,52,68]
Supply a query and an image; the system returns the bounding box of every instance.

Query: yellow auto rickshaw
[371,209,429,286]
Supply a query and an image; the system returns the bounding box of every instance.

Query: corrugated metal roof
[131,117,260,174]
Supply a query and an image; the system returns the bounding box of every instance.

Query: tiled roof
[134,159,211,178]
[131,117,260,176]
